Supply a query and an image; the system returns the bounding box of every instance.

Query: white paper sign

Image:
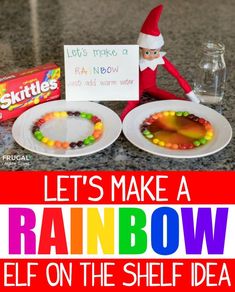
[64,45,139,101]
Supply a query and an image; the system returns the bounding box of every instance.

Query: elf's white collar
[139,52,166,71]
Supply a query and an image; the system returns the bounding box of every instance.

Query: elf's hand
[186,90,200,103]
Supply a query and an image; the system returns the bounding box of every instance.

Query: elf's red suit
[120,4,199,120]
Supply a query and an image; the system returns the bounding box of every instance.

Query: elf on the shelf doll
[121,4,200,120]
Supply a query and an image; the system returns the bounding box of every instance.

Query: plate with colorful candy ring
[12,100,122,157]
[122,100,232,158]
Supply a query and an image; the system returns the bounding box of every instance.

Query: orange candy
[62,142,70,149]
[152,114,159,120]
[171,144,179,150]
[157,113,163,118]
[43,113,53,121]
[55,141,62,148]
[93,130,102,139]
[205,124,212,131]
[165,143,172,148]
[43,112,54,121]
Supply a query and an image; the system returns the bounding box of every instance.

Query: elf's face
[141,48,160,60]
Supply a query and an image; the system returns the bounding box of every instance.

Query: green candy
[88,136,95,143]
[183,111,189,117]
[86,113,93,120]
[83,135,95,146]
[34,130,41,137]
[176,111,183,116]
[193,140,201,147]
[200,137,207,144]
[146,134,154,139]
[143,130,150,136]
[35,132,43,141]
[80,112,87,118]
[34,131,44,141]
[83,138,91,145]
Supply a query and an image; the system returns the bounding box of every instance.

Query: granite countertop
[0,0,234,170]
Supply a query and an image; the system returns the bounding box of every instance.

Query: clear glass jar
[193,41,226,105]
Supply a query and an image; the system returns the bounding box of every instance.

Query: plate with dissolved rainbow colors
[12,100,122,157]
[122,100,232,158]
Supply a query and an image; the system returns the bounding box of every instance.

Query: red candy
[179,144,188,150]
[147,118,155,123]
[177,143,194,150]
[35,118,46,127]
[91,116,101,123]
[187,143,194,149]
[199,118,206,124]
[143,117,155,125]
[39,118,45,124]
[35,121,43,127]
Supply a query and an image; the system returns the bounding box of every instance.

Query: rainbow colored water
[141,111,214,150]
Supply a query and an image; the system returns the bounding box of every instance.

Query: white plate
[12,100,122,157]
[123,100,232,158]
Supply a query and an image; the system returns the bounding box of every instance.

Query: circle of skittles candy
[140,110,214,150]
[32,111,103,149]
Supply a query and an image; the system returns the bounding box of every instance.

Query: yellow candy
[163,111,170,116]
[41,137,49,144]
[47,140,55,147]
[60,111,68,118]
[205,135,212,140]
[206,131,213,137]
[94,122,103,130]
[158,141,165,147]
[34,98,40,104]
[169,111,176,116]
[53,112,60,118]
[153,138,159,144]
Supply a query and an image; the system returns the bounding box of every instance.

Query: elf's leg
[120,88,145,121]
[147,86,186,101]
[120,100,140,121]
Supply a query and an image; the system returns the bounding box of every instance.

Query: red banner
[0,171,234,204]
[0,259,233,290]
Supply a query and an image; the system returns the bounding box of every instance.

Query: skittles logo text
[0,80,58,109]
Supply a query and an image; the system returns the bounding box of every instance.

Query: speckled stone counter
[0,0,234,170]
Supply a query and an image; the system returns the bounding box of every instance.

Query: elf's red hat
[137,4,164,49]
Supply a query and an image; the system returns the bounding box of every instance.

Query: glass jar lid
[201,41,225,55]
